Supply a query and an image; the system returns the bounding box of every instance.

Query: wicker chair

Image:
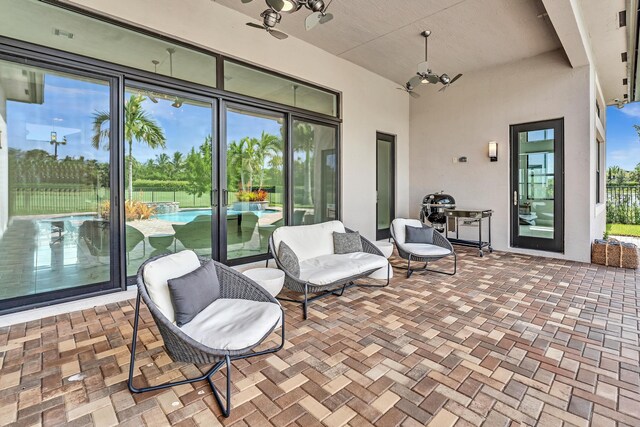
[391,218,456,278]
[267,221,390,320]
[129,253,285,418]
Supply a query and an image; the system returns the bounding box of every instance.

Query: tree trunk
[128,141,133,200]
[304,145,313,206]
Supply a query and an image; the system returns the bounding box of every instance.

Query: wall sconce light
[488,141,498,162]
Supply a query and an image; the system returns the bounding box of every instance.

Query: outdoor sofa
[268,220,390,319]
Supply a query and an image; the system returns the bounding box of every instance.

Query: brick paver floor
[0,248,638,426]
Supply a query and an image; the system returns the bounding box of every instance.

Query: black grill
[420,191,455,232]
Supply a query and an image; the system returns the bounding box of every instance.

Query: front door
[376,132,395,240]
[510,119,564,252]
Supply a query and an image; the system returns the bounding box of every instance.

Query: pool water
[154,209,279,223]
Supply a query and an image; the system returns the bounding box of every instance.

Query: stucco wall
[65,0,411,241]
[409,49,594,262]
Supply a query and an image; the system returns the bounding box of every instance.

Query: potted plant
[232,189,269,211]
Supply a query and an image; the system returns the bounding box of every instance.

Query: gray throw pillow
[278,241,300,277]
[405,225,434,244]
[167,260,220,327]
[333,231,363,254]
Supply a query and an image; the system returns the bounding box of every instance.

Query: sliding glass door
[223,105,285,261]
[120,84,216,275]
[292,119,338,225]
[0,58,117,309]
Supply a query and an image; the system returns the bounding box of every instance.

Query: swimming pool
[154,209,279,223]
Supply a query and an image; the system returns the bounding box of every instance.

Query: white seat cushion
[272,220,345,262]
[391,218,423,244]
[401,243,451,257]
[299,253,389,285]
[143,250,201,323]
[180,299,281,351]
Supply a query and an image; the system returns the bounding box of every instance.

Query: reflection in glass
[102,88,214,275]
[226,108,285,260]
[0,59,111,300]
[377,138,393,232]
[225,61,337,117]
[517,129,555,239]
[292,120,337,225]
[0,0,217,88]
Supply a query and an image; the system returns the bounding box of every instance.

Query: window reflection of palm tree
[293,122,315,206]
[92,93,166,200]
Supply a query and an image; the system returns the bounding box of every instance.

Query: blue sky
[8,73,282,163]
[606,104,640,170]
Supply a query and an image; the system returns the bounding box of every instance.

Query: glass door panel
[122,86,215,275]
[225,106,285,261]
[0,59,113,302]
[292,119,338,225]
[511,119,564,252]
[376,133,395,240]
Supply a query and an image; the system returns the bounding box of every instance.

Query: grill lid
[422,191,455,207]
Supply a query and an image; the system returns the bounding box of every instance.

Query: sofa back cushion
[391,218,423,245]
[143,250,201,323]
[272,220,346,262]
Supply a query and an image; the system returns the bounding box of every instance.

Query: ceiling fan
[397,82,420,98]
[243,0,334,39]
[401,30,462,95]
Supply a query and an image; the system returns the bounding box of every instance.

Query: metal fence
[607,185,640,224]
[10,187,284,216]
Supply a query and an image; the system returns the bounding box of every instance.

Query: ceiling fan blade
[266,0,285,11]
[449,73,463,84]
[438,85,448,93]
[270,29,289,40]
[305,12,322,30]
[246,22,265,29]
[320,12,334,24]
[410,91,421,99]
[427,74,440,84]
[408,75,421,87]
[241,0,253,3]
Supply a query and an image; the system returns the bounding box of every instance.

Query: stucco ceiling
[214,0,562,85]
[577,0,628,105]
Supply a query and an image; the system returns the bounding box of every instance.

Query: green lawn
[606,223,640,237]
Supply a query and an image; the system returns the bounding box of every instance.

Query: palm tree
[155,153,171,176]
[171,152,185,179]
[92,93,166,200]
[254,131,282,189]
[607,165,625,185]
[293,122,315,206]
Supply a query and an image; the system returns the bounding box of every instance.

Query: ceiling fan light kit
[244,0,334,39]
[397,30,463,96]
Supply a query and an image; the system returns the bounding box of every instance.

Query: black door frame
[124,80,220,266]
[376,132,396,241]
[510,118,564,253]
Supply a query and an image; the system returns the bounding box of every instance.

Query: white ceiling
[578,0,628,105]
[215,0,562,85]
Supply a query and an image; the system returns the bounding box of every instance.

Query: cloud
[620,103,640,119]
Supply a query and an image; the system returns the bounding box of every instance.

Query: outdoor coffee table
[242,268,285,297]
[374,241,394,258]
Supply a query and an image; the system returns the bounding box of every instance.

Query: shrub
[100,200,156,221]
[131,180,190,191]
[236,190,268,202]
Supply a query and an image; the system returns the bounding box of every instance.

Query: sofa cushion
[402,243,451,257]
[278,241,300,277]
[333,231,363,254]
[405,225,434,244]
[143,250,201,323]
[167,260,220,327]
[272,220,346,262]
[180,299,281,351]
[391,218,423,244]
[299,252,388,285]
